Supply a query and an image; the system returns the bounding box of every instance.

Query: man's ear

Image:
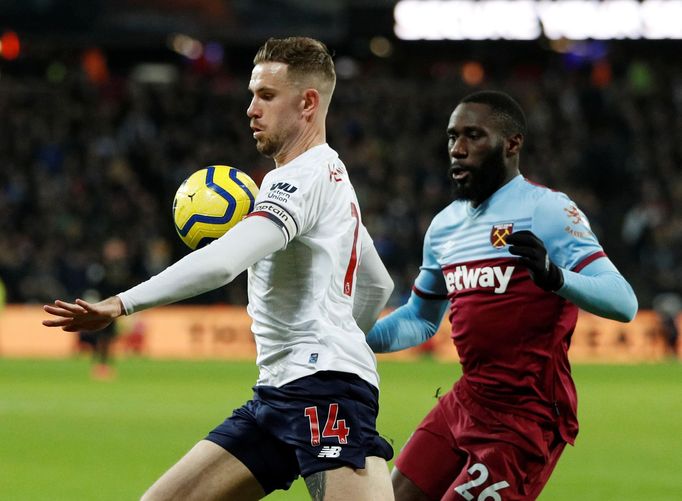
[506,133,524,157]
[301,88,320,120]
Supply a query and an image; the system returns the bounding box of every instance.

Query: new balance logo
[317,446,342,458]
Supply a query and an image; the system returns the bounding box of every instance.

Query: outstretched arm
[43,216,286,331]
[366,291,449,353]
[43,296,123,332]
[366,224,450,353]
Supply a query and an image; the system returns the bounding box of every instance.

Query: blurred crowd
[1,45,682,317]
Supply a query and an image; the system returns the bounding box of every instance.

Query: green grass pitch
[1,358,680,500]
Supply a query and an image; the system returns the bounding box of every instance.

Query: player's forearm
[118,217,285,314]
[557,268,638,322]
[366,293,447,353]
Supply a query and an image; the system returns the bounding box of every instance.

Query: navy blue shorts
[205,370,394,494]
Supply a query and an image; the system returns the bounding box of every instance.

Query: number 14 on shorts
[304,403,350,446]
[454,463,510,501]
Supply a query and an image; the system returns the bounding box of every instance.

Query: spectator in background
[1,49,681,308]
[68,238,139,379]
[652,292,681,358]
[75,290,119,380]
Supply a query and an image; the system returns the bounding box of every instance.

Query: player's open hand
[506,230,564,292]
[42,296,124,332]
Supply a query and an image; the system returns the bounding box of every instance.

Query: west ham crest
[490,223,513,248]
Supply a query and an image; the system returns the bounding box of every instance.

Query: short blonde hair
[253,37,336,96]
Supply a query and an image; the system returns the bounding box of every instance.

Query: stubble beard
[255,134,281,158]
[450,144,507,206]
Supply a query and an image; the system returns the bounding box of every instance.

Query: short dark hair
[253,37,336,90]
[460,90,527,137]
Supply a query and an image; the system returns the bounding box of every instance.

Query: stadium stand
[1,48,681,311]
[0,2,681,361]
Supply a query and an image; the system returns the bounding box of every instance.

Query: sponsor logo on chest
[444,265,514,294]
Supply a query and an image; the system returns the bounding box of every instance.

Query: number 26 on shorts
[304,403,350,446]
[454,463,510,501]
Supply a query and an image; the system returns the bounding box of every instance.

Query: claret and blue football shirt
[414,175,606,443]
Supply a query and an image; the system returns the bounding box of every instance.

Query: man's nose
[247,99,259,118]
[450,138,467,158]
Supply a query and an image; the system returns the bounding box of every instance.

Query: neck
[274,124,326,167]
[504,167,520,184]
[469,167,521,209]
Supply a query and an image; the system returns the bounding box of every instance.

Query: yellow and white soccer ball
[173,165,259,250]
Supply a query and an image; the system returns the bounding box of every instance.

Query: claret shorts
[394,380,566,501]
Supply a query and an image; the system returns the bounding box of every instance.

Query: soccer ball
[173,165,259,250]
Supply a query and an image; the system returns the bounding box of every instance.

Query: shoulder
[523,182,591,232]
[503,178,578,223]
[430,200,467,231]
[270,145,341,189]
[423,200,468,251]
[259,166,321,203]
[521,181,604,265]
[513,177,571,207]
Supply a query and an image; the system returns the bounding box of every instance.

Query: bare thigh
[303,456,394,501]
[141,439,265,501]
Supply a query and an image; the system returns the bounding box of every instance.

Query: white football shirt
[246,143,379,388]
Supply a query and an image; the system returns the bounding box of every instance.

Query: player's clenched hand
[42,296,124,332]
[506,230,564,292]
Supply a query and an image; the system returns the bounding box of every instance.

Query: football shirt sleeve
[366,224,449,353]
[532,193,637,322]
[413,225,449,299]
[246,169,317,246]
[366,292,449,353]
[531,192,605,272]
[558,258,638,322]
[117,216,286,314]
[352,226,394,333]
